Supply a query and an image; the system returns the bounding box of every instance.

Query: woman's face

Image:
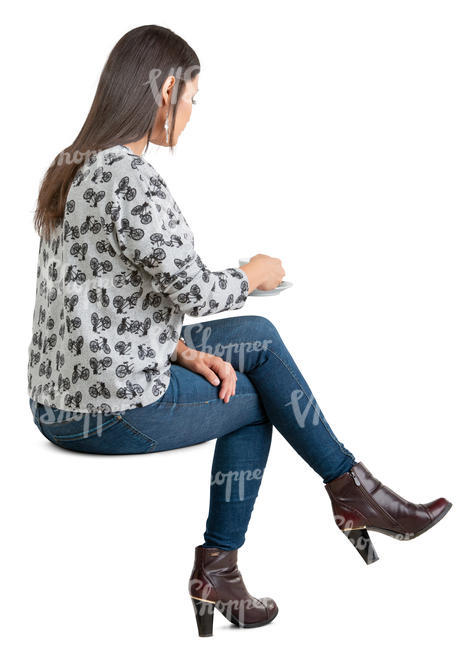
[150,74,199,147]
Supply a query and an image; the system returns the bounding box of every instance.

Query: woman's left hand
[175,343,237,404]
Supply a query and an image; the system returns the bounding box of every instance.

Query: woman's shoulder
[73,143,158,179]
[71,144,170,200]
[66,143,187,233]
[82,144,151,177]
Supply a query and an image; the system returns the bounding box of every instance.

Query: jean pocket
[38,405,116,442]
[30,401,157,454]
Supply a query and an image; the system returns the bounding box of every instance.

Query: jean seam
[157,392,258,407]
[118,415,160,447]
[51,417,119,443]
[41,417,88,427]
[265,346,355,460]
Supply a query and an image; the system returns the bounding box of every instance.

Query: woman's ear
[161,75,176,108]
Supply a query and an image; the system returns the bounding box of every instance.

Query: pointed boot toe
[325,462,453,564]
[423,497,452,522]
[424,497,452,519]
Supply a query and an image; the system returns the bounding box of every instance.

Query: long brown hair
[34,25,200,241]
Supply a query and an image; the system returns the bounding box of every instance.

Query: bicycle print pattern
[27,145,249,414]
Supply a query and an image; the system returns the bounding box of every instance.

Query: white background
[1,1,471,648]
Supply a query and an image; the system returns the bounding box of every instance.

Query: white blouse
[27,144,249,413]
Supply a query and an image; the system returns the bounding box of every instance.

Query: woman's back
[27,144,249,413]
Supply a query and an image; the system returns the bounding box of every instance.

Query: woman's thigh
[121,364,269,451]
[29,364,269,454]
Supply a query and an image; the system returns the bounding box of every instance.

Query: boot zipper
[349,469,401,529]
[349,469,360,486]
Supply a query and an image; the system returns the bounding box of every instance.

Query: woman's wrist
[175,338,201,365]
[239,260,266,294]
[173,338,188,363]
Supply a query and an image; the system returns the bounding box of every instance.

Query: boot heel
[343,528,379,564]
[191,597,215,637]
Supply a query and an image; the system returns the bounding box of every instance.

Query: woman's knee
[244,315,280,344]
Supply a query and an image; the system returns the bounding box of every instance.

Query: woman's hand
[174,341,237,404]
[239,254,285,293]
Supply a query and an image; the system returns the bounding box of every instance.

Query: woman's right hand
[240,254,285,293]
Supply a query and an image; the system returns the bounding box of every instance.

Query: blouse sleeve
[106,157,250,317]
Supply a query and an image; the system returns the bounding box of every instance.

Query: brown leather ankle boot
[325,461,452,564]
[188,545,278,636]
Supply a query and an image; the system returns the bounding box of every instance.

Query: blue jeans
[29,315,356,549]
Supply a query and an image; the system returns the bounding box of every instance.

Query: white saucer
[249,281,293,297]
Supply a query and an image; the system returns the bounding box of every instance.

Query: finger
[217,362,235,402]
[209,356,231,373]
[209,358,233,382]
[229,371,239,397]
[222,375,236,403]
[219,372,234,402]
[208,358,236,402]
[200,365,221,386]
[227,374,237,401]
